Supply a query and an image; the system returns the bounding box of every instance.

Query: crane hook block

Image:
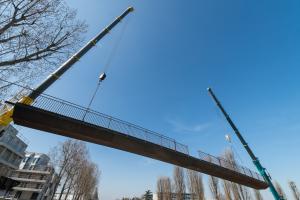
[99,73,107,81]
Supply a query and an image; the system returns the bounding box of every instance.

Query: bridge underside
[12,103,268,190]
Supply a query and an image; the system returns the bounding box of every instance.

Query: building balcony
[0,141,25,158]
[10,177,47,184]
[12,186,42,193]
[0,157,18,169]
[15,167,52,175]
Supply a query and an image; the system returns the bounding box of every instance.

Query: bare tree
[253,190,263,200]
[231,184,242,200]
[58,149,87,200]
[206,156,222,200]
[48,139,91,200]
[173,166,186,200]
[157,177,172,200]
[73,161,100,200]
[0,0,86,98]
[187,170,205,200]
[222,181,232,200]
[275,182,286,200]
[157,178,164,200]
[209,175,222,200]
[289,181,300,200]
[223,149,251,200]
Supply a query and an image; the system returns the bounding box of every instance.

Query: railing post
[249,169,253,178]
[241,167,246,175]
[59,101,65,115]
[128,125,131,137]
[174,141,177,151]
[107,117,112,128]
[144,130,147,141]
[218,157,222,167]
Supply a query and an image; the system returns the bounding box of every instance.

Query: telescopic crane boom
[207,88,284,200]
[0,7,134,126]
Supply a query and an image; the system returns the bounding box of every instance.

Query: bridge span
[9,95,268,190]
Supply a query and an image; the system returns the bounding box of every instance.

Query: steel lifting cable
[227,135,246,165]
[216,108,245,165]
[102,14,131,73]
[82,16,131,120]
[85,80,102,113]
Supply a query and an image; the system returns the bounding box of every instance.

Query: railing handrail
[31,94,189,151]
[9,88,264,181]
[198,150,264,181]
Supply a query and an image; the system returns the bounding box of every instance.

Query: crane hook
[99,72,107,82]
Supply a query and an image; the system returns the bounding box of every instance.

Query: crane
[0,7,134,126]
[207,87,284,200]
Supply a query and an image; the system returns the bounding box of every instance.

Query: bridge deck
[10,95,268,189]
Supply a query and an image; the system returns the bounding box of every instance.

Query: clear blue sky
[15,0,300,199]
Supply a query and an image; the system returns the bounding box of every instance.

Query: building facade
[9,152,58,200]
[0,125,27,198]
[0,125,27,177]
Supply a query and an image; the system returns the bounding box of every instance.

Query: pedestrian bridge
[8,95,268,189]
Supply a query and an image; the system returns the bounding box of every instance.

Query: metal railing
[20,94,190,155]
[198,150,264,181]
[13,93,266,183]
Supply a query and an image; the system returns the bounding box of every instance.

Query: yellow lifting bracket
[0,96,33,126]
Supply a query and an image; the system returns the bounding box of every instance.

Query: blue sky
[14,0,300,199]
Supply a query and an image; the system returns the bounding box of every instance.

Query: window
[0,129,4,137]
[0,146,4,154]
[23,156,30,164]
[33,157,39,164]
[14,191,22,198]
[20,182,27,187]
[30,192,39,200]
[3,149,11,160]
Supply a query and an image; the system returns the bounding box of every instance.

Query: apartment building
[0,125,28,198]
[0,125,27,177]
[9,152,58,200]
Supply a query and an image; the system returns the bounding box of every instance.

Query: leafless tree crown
[0,0,86,98]
[253,189,263,200]
[223,149,251,200]
[275,181,286,200]
[49,139,100,200]
[209,175,222,200]
[157,177,172,200]
[173,166,186,200]
[187,170,205,200]
[289,181,300,200]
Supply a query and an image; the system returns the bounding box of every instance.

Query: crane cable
[82,16,131,120]
[213,104,245,165]
[102,14,131,73]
